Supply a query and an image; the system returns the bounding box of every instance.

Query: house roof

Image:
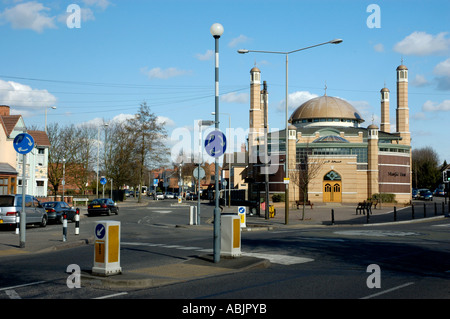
[0,114,22,137]
[0,163,18,175]
[28,130,50,147]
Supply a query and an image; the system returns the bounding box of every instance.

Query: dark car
[87,198,119,216]
[42,201,77,224]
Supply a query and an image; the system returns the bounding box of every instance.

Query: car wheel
[115,208,119,215]
[107,208,111,216]
[40,216,47,227]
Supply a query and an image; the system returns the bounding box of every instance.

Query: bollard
[189,206,197,225]
[331,209,335,225]
[412,204,415,219]
[75,208,80,235]
[394,206,397,221]
[423,203,426,218]
[434,202,437,216]
[366,209,370,223]
[15,213,20,235]
[63,213,67,242]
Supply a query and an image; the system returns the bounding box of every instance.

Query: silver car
[0,195,48,227]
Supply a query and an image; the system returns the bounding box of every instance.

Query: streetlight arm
[238,38,343,55]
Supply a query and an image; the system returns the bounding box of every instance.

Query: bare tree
[125,102,168,202]
[290,149,325,220]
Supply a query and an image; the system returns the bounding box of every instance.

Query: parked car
[418,189,433,201]
[87,198,119,216]
[0,195,47,227]
[186,193,198,200]
[124,190,132,197]
[156,192,164,200]
[165,192,175,199]
[412,188,418,199]
[42,201,77,224]
[433,187,446,197]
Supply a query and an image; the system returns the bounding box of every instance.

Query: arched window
[324,170,341,181]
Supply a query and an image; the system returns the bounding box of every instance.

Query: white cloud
[422,100,450,112]
[0,1,57,33]
[411,74,429,87]
[220,92,248,104]
[140,67,192,79]
[394,31,450,56]
[82,0,112,10]
[434,58,450,77]
[156,115,175,127]
[0,79,57,115]
[373,43,384,52]
[228,34,250,48]
[277,91,318,112]
[196,49,214,61]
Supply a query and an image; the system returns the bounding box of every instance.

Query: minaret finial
[324,81,327,96]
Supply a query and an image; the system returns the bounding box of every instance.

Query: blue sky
[1,0,449,165]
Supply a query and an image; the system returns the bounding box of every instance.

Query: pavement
[0,198,448,290]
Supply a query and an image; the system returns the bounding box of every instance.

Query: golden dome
[289,96,364,125]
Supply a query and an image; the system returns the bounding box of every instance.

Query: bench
[356,201,372,215]
[296,200,314,209]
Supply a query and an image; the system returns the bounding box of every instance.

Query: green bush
[371,193,396,203]
[272,193,285,202]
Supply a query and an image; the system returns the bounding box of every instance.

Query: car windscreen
[0,196,15,207]
[42,202,56,208]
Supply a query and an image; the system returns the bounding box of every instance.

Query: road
[0,197,448,305]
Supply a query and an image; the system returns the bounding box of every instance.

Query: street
[0,197,449,304]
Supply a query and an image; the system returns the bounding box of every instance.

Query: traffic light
[444,170,450,182]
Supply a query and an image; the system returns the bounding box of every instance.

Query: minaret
[396,63,410,145]
[249,66,263,160]
[380,86,390,133]
[367,124,379,198]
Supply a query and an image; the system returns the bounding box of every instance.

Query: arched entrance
[323,170,342,203]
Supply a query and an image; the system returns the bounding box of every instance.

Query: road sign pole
[197,164,201,225]
[13,132,35,249]
[20,153,26,248]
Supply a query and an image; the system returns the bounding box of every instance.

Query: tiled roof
[0,115,21,136]
[28,130,50,147]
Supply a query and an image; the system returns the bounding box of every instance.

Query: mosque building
[246,63,412,205]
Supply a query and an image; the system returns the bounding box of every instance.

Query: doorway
[323,170,342,203]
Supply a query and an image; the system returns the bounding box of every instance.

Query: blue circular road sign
[95,223,106,239]
[100,177,107,185]
[13,133,35,155]
[204,130,227,158]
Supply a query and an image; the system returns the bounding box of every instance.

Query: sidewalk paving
[1,199,448,290]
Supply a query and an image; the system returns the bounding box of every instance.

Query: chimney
[0,105,11,116]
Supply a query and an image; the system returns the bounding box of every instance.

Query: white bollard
[15,213,19,235]
[63,213,67,242]
[74,208,80,235]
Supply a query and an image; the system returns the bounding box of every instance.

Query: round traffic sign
[193,167,205,180]
[100,177,107,185]
[13,133,35,154]
[95,223,106,239]
[204,130,227,158]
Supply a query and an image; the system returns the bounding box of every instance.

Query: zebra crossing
[121,241,314,265]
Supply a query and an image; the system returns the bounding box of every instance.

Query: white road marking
[121,242,314,265]
[5,290,21,299]
[334,230,420,237]
[360,282,415,299]
[0,281,46,291]
[94,292,128,299]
